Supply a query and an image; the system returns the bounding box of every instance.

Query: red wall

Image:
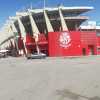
[97,37,100,54]
[18,37,24,50]
[48,31,97,57]
[80,31,97,55]
[25,33,48,54]
[48,31,82,57]
[18,31,98,57]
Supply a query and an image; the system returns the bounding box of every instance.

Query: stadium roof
[0,6,94,48]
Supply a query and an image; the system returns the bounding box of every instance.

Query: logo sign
[59,32,71,48]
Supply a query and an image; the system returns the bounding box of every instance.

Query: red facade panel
[81,31,97,45]
[97,37,100,54]
[18,37,24,50]
[20,31,98,57]
[25,33,48,54]
[48,31,82,57]
[48,31,97,57]
[97,37,100,46]
[80,31,97,55]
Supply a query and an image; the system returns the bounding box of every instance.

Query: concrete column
[11,23,19,54]
[29,12,40,36]
[17,17,27,55]
[29,12,41,54]
[17,17,26,38]
[43,9,54,32]
[58,7,68,31]
[29,12,40,44]
[10,39,15,48]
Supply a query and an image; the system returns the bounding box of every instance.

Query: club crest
[59,32,71,48]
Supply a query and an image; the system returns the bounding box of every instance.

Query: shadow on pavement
[56,89,100,100]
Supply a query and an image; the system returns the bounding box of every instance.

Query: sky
[0,0,100,28]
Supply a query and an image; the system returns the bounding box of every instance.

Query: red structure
[80,31,97,55]
[25,33,48,54]
[97,37,100,54]
[48,31,82,56]
[7,6,100,57]
[24,31,99,57]
[48,31,98,57]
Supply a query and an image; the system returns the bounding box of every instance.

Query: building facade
[1,6,100,57]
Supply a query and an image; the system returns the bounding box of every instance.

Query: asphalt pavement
[0,56,100,100]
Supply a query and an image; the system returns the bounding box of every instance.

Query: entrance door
[82,48,86,55]
[88,45,94,55]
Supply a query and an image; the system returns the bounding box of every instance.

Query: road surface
[0,56,100,100]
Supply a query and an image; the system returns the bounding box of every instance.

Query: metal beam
[16,12,28,16]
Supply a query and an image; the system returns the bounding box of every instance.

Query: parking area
[0,56,100,100]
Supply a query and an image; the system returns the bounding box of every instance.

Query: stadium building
[0,5,100,57]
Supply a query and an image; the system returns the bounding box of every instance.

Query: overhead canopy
[28,6,94,14]
[0,6,94,49]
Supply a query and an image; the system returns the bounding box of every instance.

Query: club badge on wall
[59,32,71,48]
